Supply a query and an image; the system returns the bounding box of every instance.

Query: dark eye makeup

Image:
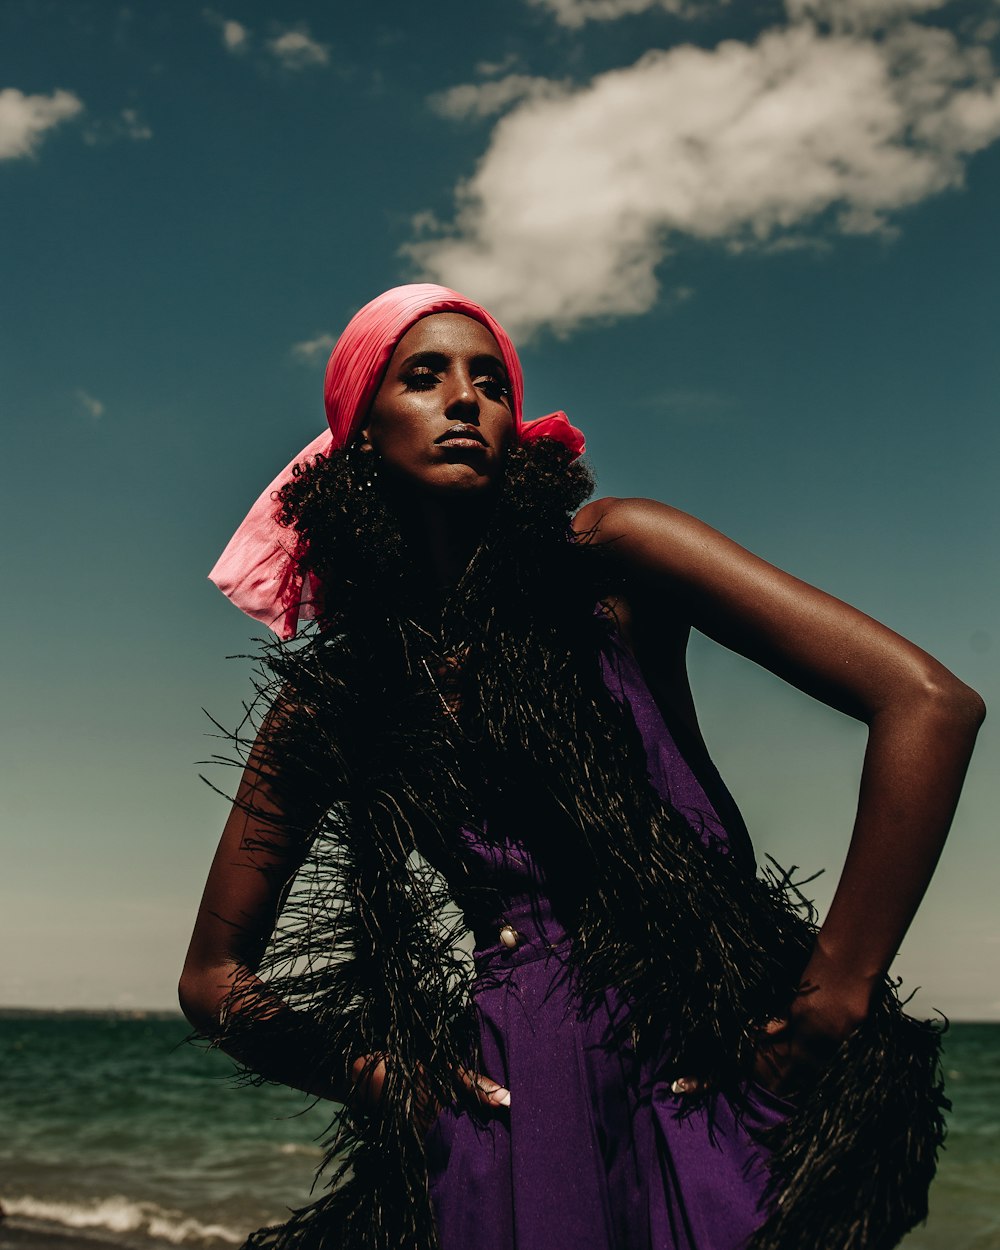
[399,353,510,403]
[402,367,440,390]
[477,375,510,401]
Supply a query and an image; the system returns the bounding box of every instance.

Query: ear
[357,429,374,452]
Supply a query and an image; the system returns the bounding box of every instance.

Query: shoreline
[0,1212,246,1250]
[0,1217,155,1250]
[3,1007,1000,1024]
[0,1009,185,1022]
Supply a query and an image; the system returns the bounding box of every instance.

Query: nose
[445,370,480,421]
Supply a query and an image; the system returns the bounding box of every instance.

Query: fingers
[669,1019,803,1101]
[350,1057,511,1121]
[348,1053,388,1109]
[754,1013,826,1097]
[456,1065,511,1109]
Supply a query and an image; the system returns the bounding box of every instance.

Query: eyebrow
[397,350,509,378]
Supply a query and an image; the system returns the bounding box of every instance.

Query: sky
[1,0,997,1017]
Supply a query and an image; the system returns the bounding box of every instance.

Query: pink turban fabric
[209,283,586,639]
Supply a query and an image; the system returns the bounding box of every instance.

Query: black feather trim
[749,995,948,1250]
[201,439,947,1250]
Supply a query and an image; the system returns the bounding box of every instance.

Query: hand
[672,949,880,1101]
[749,1014,818,1099]
[453,1065,512,1112]
[348,1054,510,1135]
[752,958,878,1099]
[669,1005,854,1101]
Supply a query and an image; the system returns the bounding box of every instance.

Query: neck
[392,491,497,590]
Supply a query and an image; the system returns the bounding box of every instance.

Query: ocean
[2,1015,998,1250]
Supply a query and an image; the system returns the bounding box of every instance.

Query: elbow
[962,685,987,729]
[912,667,986,733]
[177,966,207,1033]
[178,964,226,1037]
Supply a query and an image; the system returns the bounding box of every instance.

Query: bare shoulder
[573,496,729,581]
[575,495,707,534]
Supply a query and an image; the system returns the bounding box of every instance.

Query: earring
[354,442,379,491]
[364,451,379,490]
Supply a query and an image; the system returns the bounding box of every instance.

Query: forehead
[390,312,504,363]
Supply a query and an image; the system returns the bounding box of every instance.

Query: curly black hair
[274,438,597,632]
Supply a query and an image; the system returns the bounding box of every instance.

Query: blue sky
[1,0,997,1015]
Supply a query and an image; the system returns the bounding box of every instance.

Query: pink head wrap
[209,283,586,639]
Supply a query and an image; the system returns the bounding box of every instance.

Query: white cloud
[529,0,950,28]
[76,390,105,420]
[291,333,336,362]
[527,0,719,27]
[976,18,1000,44]
[205,13,329,72]
[784,0,949,30]
[408,21,1000,337]
[268,26,329,71]
[82,105,153,147]
[0,87,83,160]
[475,54,521,78]
[119,108,152,140]
[430,75,569,120]
[203,10,251,53]
[222,19,250,52]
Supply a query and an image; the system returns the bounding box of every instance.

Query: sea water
[0,1015,327,1249]
[2,1015,998,1249]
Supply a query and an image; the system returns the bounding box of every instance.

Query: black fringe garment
[207,442,948,1250]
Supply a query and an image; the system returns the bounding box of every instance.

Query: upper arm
[575,496,980,724]
[181,706,315,1007]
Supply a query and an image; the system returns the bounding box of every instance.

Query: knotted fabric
[209,283,585,639]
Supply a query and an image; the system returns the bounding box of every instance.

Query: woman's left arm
[576,496,986,1090]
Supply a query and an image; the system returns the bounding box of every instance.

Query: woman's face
[361,312,515,495]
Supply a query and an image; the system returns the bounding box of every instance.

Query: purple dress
[426,629,795,1250]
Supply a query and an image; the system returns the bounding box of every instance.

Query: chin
[405,459,503,496]
[427,471,501,499]
[381,454,506,501]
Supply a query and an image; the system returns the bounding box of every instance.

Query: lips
[435,425,488,447]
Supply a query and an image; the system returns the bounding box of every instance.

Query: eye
[476,374,511,402]
[402,368,439,391]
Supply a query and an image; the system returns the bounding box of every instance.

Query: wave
[2,1196,245,1246]
[275,1143,323,1158]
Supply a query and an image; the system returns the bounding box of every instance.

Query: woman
[180,284,984,1250]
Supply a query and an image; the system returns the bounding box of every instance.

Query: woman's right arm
[178,707,511,1115]
[178,707,349,1100]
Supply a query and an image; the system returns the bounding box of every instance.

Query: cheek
[368,403,431,452]
[493,410,516,447]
